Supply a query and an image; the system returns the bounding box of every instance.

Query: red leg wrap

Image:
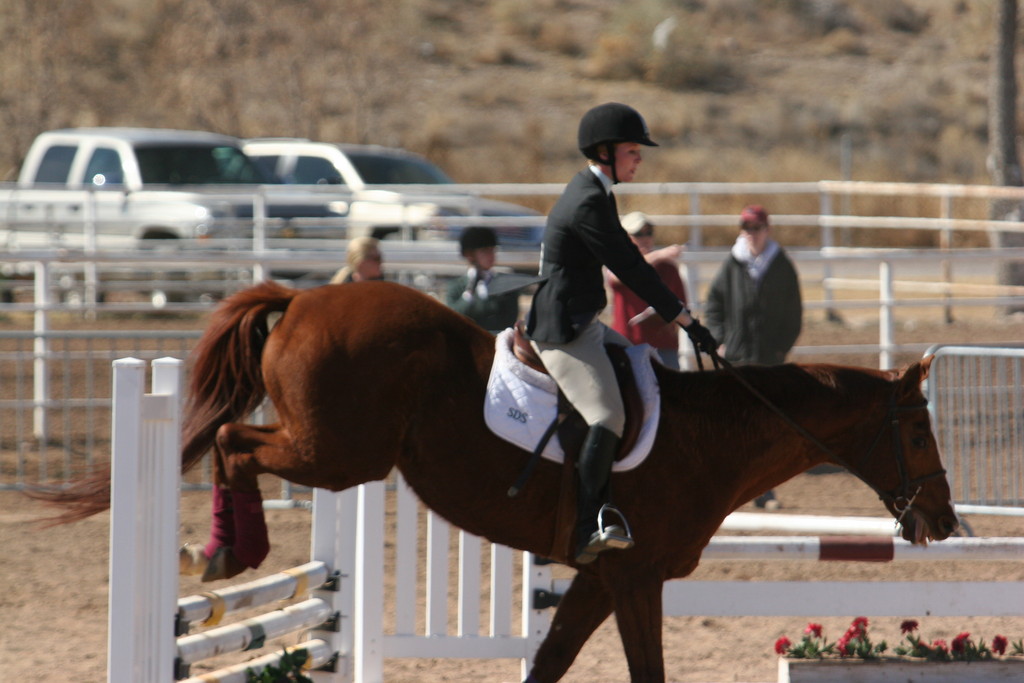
[204,487,236,560]
[229,488,270,569]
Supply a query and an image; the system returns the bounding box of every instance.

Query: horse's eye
[912,437,928,448]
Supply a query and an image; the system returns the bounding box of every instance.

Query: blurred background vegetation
[0,0,1008,247]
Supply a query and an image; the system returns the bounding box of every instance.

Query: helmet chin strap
[597,143,619,184]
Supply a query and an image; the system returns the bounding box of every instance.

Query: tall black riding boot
[574,424,634,564]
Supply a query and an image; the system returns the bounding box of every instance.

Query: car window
[346,152,453,184]
[250,155,282,182]
[293,156,345,185]
[33,145,77,184]
[135,145,273,184]
[84,147,125,186]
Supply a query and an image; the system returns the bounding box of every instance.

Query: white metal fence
[4,178,1024,491]
[926,345,1024,517]
[2,244,1023,492]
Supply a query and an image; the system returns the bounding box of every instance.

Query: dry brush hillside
[0,0,999,191]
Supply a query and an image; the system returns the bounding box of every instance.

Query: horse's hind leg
[525,571,613,683]
[192,422,305,581]
[612,577,666,683]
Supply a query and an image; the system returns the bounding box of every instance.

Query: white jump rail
[179,640,335,683]
[176,560,331,627]
[176,598,334,666]
[702,535,1024,561]
[720,511,898,536]
[544,535,1024,619]
[107,358,346,683]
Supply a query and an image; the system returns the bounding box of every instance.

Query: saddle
[511,321,644,459]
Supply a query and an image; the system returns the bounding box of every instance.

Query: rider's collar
[589,165,614,194]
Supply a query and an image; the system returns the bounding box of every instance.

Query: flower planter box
[779,657,1024,683]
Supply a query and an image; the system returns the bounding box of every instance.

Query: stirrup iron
[595,503,634,549]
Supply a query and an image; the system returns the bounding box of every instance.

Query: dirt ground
[2,311,1024,683]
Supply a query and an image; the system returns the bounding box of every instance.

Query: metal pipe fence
[0,330,199,490]
[1,243,1023,493]
[926,345,1024,517]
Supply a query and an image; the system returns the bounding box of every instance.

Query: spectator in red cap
[606,211,688,369]
[704,205,803,508]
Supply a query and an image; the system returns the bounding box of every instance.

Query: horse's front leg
[525,570,613,683]
[611,575,666,683]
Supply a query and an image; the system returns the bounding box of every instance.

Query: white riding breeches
[532,318,630,437]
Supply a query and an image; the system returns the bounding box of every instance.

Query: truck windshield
[135,145,274,185]
[346,152,454,185]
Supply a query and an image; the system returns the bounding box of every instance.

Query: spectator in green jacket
[705,205,802,508]
[445,227,521,333]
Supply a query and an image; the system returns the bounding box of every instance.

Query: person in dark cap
[705,205,802,366]
[705,204,803,509]
[445,226,521,333]
[525,102,717,564]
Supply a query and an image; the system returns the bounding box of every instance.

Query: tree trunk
[989,0,1024,299]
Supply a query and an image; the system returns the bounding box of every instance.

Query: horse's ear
[918,354,934,380]
[896,356,932,398]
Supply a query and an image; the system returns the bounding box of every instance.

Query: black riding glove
[683,318,718,355]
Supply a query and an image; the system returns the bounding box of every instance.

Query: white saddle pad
[483,328,661,471]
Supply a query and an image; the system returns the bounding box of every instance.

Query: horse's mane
[660,361,897,419]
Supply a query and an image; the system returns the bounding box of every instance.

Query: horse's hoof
[201,546,248,582]
[179,543,209,576]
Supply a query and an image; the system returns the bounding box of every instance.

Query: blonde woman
[330,236,383,284]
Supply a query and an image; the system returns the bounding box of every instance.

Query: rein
[684,331,945,521]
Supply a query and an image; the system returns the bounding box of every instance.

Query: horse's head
[846,357,959,544]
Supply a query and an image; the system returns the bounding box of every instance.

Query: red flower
[836,635,851,657]
[951,632,971,654]
[932,639,949,654]
[900,619,919,634]
[851,617,869,634]
[804,623,823,638]
[774,636,792,655]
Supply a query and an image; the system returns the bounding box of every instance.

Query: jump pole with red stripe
[702,535,1024,562]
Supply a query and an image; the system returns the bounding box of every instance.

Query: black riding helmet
[578,103,658,183]
[459,226,498,256]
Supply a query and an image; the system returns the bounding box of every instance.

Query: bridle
[690,340,945,527]
[847,398,947,525]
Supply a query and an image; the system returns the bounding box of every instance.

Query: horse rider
[446,226,521,333]
[525,102,717,564]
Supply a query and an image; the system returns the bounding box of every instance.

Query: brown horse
[50,280,958,683]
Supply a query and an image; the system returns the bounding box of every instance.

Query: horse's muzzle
[900,508,959,544]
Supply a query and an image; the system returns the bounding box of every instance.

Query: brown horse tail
[27,280,300,524]
[181,280,299,474]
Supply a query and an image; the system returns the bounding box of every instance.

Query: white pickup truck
[0,127,347,250]
[243,138,543,247]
